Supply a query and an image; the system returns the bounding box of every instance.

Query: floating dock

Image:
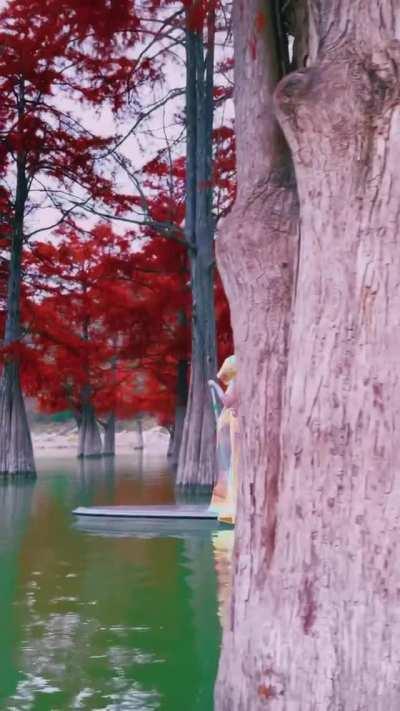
[72,504,222,538]
[72,504,218,520]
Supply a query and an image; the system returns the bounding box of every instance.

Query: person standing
[208,355,239,524]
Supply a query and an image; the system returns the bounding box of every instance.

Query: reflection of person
[212,529,234,624]
[208,355,239,525]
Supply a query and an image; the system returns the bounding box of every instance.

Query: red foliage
[183,0,221,31]
[19,221,231,426]
[21,225,189,426]
[0,0,163,237]
[0,0,235,429]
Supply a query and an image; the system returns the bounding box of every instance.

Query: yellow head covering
[217,355,236,385]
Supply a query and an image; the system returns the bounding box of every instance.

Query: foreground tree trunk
[216,1,400,709]
[0,97,36,476]
[177,8,217,487]
[77,386,102,458]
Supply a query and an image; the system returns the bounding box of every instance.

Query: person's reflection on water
[212,529,234,624]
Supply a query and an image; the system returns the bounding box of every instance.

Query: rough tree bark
[0,81,36,476]
[216,1,400,709]
[0,363,36,477]
[177,7,218,488]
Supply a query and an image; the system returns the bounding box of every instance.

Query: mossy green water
[0,456,230,710]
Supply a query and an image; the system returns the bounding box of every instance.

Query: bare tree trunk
[77,386,102,459]
[216,1,400,709]
[177,8,217,488]
[102,412,115,457]
[0,87,36,477]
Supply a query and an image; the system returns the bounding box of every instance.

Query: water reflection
[0,479,36,705]
[73,516,220,539]
[0,456,234,711]
[212,530,234,624]
[0,479,35,546]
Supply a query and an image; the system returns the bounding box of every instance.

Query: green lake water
[0,455,233,711]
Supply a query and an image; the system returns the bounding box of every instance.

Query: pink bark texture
[215,1,400,708]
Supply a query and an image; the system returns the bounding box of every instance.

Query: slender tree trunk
[102,412,115,457]
[216,1,400,709]
[0,88,36,477]
[177,8,217,487]
[77,385,102,458]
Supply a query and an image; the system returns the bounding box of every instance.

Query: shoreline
[31,426,170,459]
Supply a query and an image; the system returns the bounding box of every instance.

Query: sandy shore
[31,426,170,458]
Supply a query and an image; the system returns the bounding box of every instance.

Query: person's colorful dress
[209,355,239,525]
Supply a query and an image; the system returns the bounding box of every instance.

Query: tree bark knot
[274,42,400,155]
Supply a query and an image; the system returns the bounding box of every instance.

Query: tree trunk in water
[0,108,36,477]
[216,1,400,709]
[0,363,35,477]
[77,388,102,458]
[102,413,115,457]
[177,10,217,488]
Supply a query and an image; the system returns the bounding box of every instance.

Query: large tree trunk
[0,106,36,477]
[216,1,400,709]
[77,386,102,459]
[177,9,217,487]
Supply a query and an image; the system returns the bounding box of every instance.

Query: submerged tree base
[177,359,216,488]
[77,397,103,458]
[0,363,36,478]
